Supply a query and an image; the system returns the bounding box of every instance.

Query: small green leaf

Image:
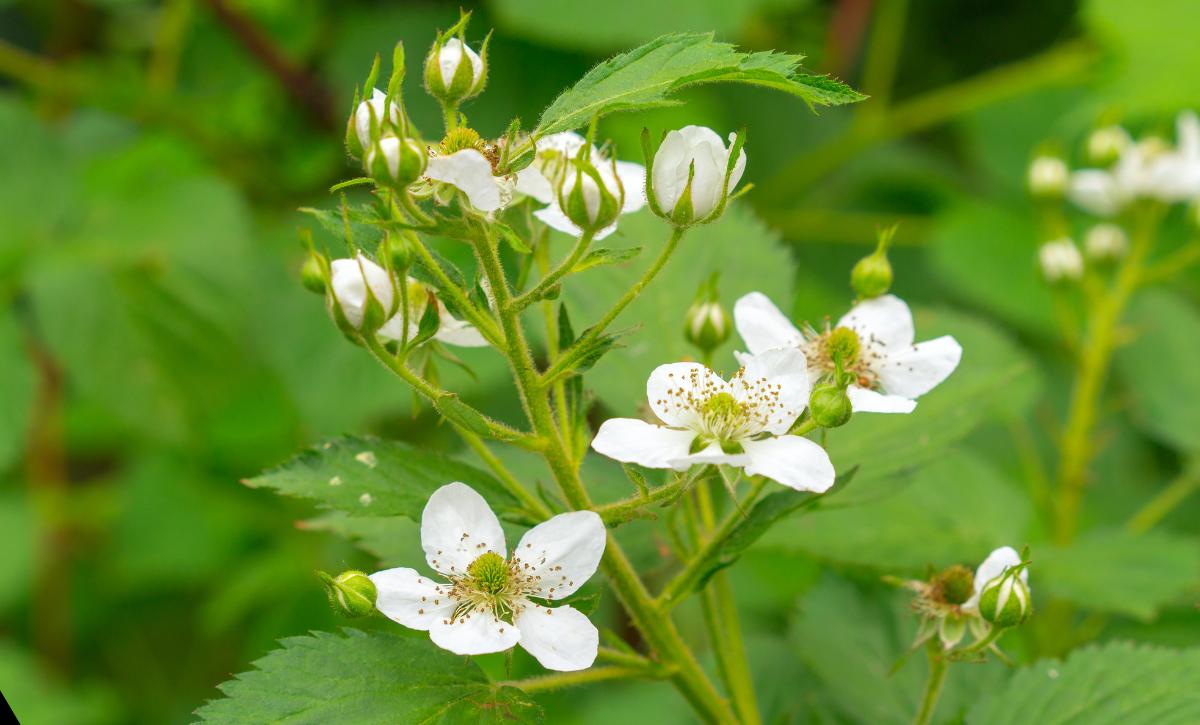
[196,629,542,724]
[245,435,522,520]
[433,393,527,443]
[968,641,1200,724]
[572,246,643,273]
[496,222,533,254]
[535,33,863,136]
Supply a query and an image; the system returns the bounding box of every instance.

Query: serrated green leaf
[572,246,643,273]
[968,641,1200,724]
[535,33,863,136]
[1037,529,1200,620]
[196,629,542,724]
[245,435,523,520]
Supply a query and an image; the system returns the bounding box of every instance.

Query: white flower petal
[1068,169,1123,216]
[741,435,835,493]
[434,303,489,347]
[837,294,914,349]
[615,161,647,213]
[646,362,730,428]
[846,385,917,414]
[515,511,605,600]
[726,132,747,193]
[370,567,454,631]
[329,254,394,329]
[876,335,962,400]
[532,202,618,241]
[591,418,697,470]
[515,165,554,204]
[733,347,811,435]
[667,441,751,470]
[426,149,503,212]
[429,608,519,656]
[515,603,598,672]
[421,482,506,576]
[650,129,689,214]
[678,125,729,218]
[966,545,1026,608]
[733,292,804,355]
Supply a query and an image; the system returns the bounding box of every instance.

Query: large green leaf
[758,450,1032,571]
[535,33,863,135]
[196,629,541,723]
[246,435,524,520]
[968,641,1200,724]
[1085,0,1200,114]
[1115,290,1200,454]
[1037,529,1200,621]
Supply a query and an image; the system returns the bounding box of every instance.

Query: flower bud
[809,383,853,428]
[1086,125,1131,166]
[301,254,326,294]
[318,570,377,618]
[978,570,1031,628]
[647,125,746,226]
[1084,223,1128,262]
[684,301,730,353]
[329,253,397,333]
[559,162,623,234]
[367,136,428,189]
[851,225,896,299]
[424,36,487,107]
[1038,238,1083,283]
[351,88,402,154]
[1028,155,1069,198]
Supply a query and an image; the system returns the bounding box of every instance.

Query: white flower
[1148,111,1200,202]
[733,292,962,415]
[590,348,835,492]
[515,132,645,239]
[371,482,605,671]
[1083,223,1128,261]
[1069,116,1200,215]
[424,148,512,213]
[1038,238,1083,282]
[1086,125,1131,165]
[1027,156,1068,196]
[651,125,746,222]
[330,254,486,346]
[964,546,1029,611]
[353,88,400,149]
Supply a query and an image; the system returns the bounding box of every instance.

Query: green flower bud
[978,571,1031,628]
[560,162,623,234]
[424,34,488,107]
[851,225,896,299]
[301,254,326,294]
[318,570,377,618]
[1086,125,1130,166]
[1027,155,1069,198]
[809,383,852,428]
[684,301,730,353]
[367,136,428,190]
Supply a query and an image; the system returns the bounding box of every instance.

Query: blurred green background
[3,0,1199,722]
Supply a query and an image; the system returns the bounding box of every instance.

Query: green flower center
[467,551,509,595]
[440,126,483,154]
[825,326,861,366]
[936,565,975,606]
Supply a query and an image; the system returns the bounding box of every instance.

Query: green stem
[512,229,596,311]
[500,665,657,694]
[912,641,949,725]
[470,224,735,723]
[858,0,909,111]
[595,469,699,525]
[453,424,551,519]
[400,225,503,347]
[1126,465,1200,534]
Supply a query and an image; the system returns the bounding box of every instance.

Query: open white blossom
[371,482,605,671]
[329,254,487,347]
[590,348,835,492]
[515,131,645,239]
[964,546,1029,612]
[733,292,961,415]
[425,148,512,213]
[652,125,745,221]
[1038,238,1083,282]
[1148,111,1200,202]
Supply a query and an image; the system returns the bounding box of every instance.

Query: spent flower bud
[318,570,377,618]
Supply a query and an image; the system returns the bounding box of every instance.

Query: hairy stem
[501,665,658,694]
[912,641,949,725]
[512,229,596,311]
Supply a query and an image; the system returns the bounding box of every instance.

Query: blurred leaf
[535,33,862,136]
[1115,290,1200,453]
[1037,529,1200,621]
[1085,0,1200,114]
[968,641,1200,724]
[0,639,120,724]
[760,450,1032,571]
[196,629,541,723]
[299,512,419,568]
[827,308,1041,488]
[790,574,1009,724]
[245,435,523,520]
[0,307,34,470]
[0,494,35,614]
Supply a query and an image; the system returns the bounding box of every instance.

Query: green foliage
[196,629,542,723]
[535,33,863,136]
[0,640,119,724]
[968,641,1200,724]
[244,435,524,520]
[1085,0,1200,113]
[0,308,33,470]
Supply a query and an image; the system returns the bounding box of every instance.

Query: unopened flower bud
[648,125,745,227]
[684,301,730,353]
[351,88,402,154]
[367,136,428,189]
[382,233,414,272]
[978,570,1031,628]
[1086,125,1131,166]
[560,162,623,234]
[1038,238,1083,283]
[424,36,487,106]
[809,383,852,428]
[301,254,326,294]
[851,225,897,299]
[318,570,377,618]
[1028,156,1069,198]
[1084,223,1128,262]
[329,253,397,333]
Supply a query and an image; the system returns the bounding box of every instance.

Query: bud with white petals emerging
[367,136,428,189]
[1084,223,1128,262]
[1087,125,1131,166]
[978,567,1031,628]
[318,570,377,618]
[424,15,488,109]
[329,253,398,334]
[1038,238,1083,283]
[1028,155,1069,198]
[646,125,746,227]
[683,273,730,356]
[351,88,402,154]
[559,160,623,234]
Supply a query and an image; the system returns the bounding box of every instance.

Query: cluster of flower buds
[683,273,731,358]
[318,569,378,618]
[347,45,427,191]
[645,125,747,227]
